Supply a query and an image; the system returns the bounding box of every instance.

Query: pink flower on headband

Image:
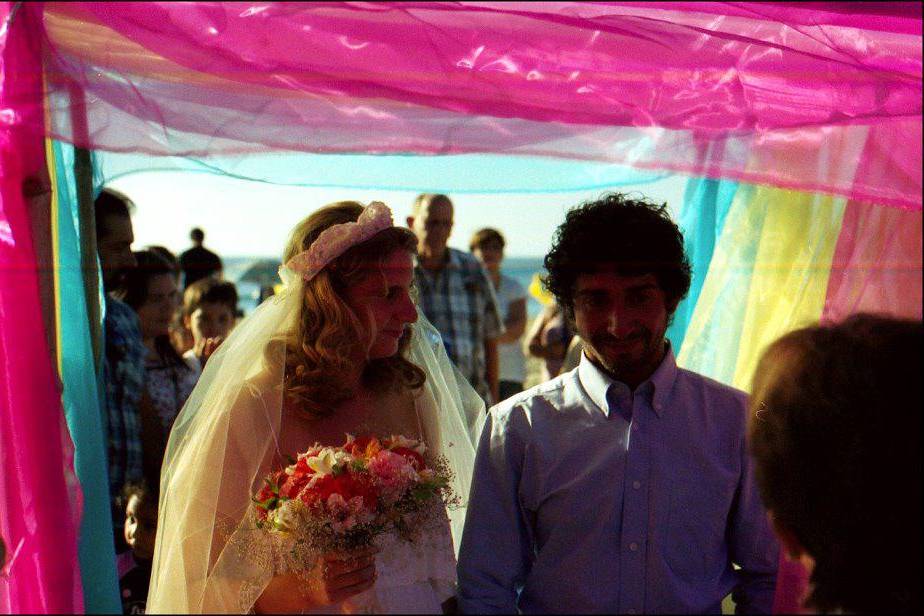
[284,201,394,281]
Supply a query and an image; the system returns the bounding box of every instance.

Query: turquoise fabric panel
[53,140,122,614]
[666,176,738,352]
[675,183,763,385]
[96,151,671,193]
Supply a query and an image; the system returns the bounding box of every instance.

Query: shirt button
[629,542,638,551]
[633,480,641,490]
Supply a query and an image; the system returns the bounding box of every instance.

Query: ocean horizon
[225,255,548,318]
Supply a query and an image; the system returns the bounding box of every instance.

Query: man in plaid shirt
[96,189,147,551]
[408,194,504,406]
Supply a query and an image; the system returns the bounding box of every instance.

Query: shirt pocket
[663,469,736,582]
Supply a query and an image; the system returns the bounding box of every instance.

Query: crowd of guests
[95,190,236,612]
[94,187,920,614]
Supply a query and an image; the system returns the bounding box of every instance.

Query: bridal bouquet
[252,434,456,568]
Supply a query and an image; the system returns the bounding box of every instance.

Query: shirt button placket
[619,405,648,615]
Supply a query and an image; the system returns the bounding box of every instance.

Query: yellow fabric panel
[677,185,847,393]
[730,187,846,390]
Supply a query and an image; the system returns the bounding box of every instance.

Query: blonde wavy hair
[281,201,425,418]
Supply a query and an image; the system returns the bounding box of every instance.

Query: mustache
[591,331,650,346]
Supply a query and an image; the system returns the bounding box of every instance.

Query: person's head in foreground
[543,192,691,388]
[748,314,923,614]
[282,201,423,417]
[122,481,158,561]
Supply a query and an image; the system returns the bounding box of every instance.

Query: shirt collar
[577,342,678,418]
[647,342,678,416]
[577,352,617,417]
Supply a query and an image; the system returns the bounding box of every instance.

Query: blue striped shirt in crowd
[413,248,503,404]
[103,295,146,512]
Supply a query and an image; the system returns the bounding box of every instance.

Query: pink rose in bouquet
[253,434,455,567]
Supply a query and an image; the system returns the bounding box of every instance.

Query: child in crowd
[118,482,158,614]
[181,277,238,372]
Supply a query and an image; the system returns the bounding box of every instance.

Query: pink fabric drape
[771,199,923,615]
[0,2,84,612]
[33,2,923,209]
[822,104,922,320]
[771,118,924,615]
[772,556,810,614]
[74,2,922,131]
[823,118,922,319]
[823,201,923,321]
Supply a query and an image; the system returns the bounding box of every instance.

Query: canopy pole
[68,81,102,367]
[23,161,58,375]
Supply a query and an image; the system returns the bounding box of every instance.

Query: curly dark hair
[749,313,923,614]
[543,193,691,316]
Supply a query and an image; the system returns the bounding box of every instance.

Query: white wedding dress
[314,521,457,614]
[146,269,483,614]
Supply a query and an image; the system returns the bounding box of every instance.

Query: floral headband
[283,201,394,282]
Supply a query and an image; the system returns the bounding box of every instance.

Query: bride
[146,201,483,613]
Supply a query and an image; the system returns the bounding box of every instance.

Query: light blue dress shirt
[458,346,779,614]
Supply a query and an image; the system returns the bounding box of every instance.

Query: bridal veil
[146,269,484,613]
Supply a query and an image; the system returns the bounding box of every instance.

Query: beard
[588,327,664,379]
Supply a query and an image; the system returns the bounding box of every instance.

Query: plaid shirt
[103,296,146,512]
[414,248,504,404]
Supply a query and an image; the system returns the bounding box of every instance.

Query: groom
[457,194,778,613]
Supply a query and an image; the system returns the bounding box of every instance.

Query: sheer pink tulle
[26,1,922,209]
[823,201,923,320]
